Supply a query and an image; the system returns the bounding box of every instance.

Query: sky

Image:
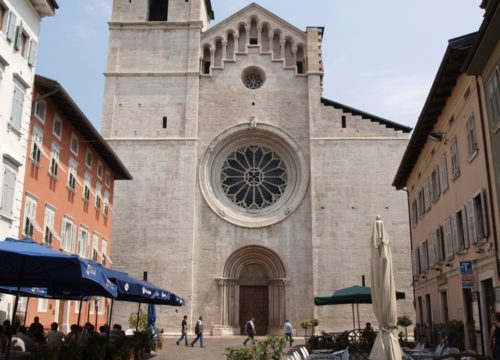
[36,1,484,130]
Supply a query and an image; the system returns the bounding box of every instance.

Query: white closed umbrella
[370,215,402,360]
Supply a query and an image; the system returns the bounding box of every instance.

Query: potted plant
[397,315,413,343]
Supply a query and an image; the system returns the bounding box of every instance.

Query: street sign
[460,261,474,289]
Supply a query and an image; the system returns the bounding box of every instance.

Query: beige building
[393,1,500,355]
[102,0,414,335]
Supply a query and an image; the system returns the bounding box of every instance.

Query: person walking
[176,315,189,346]
[243,318,256,346]
[284,319,294,346]
[490,312,500,359]
[191,316,205,348]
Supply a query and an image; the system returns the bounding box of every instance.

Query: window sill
[493,120,500,134]
[66,185,75,193]
[0,212,14,223]
[34,115,45,124]
[7,122,22,137]
[48,172,58,181]
[95,206,101,212]
[467,149,479,163]
[31,160,41,168]
[451,171,460,182]
[83,198,90,203]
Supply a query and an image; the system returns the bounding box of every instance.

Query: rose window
[242,67,265,90]
[221,146,287,210]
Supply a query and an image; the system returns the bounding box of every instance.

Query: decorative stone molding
[199,122,309,228]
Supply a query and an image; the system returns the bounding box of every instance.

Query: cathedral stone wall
[310,138,413,331]
[102,1,414,335]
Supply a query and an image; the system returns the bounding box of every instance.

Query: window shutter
[460,207,469,249]
[11,86,24,129]
[466,199,478,244]
[436,227,445,263]
[6,11,17,42]
[439,154,449,192]
[14,21,22,51]
[1,167,16,215]
[444,217,453,258]
[60,220,67,250]
[451,213,459,254]
[28,40,38,66]
[480,189,489,238]
[428,234,436,268]
[423,178,431,212]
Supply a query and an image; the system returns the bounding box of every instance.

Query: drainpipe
[475,75,500,278]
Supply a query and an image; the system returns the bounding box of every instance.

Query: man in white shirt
[284,320,294,346]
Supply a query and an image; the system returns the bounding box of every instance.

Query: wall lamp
[428,132,444,142]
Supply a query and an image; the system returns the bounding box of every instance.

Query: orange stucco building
[17,75,131,333]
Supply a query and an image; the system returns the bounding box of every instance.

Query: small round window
[242,67,265,90]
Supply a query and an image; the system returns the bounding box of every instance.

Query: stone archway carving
[215,245,288,335]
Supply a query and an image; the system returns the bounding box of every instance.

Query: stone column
[222,41,227,63]
[268,278,289,334]
[214,278,240,336]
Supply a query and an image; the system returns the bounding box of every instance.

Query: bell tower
[110,0,214,28]
[102,0,214,138]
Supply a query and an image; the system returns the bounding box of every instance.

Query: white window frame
[52,114,62,140]
[85,149,93,169]
[78,226,89,258]
[70,133,79,156]
[95,183,102,210]
[83,173,91,202]
[92,233,99,262]
[0,158,18,218]
[30,126,43,165]
[97,161,103,180]
[23,194,42,238]
[49,143,60,178]
[105,171,111,187]
[444,216,454,259]
[43,205,60,246]
[60,216,76,253]
[103,191,110,217]
[465,113,478,158]
[101,238,108,266]
[67,159,77,191]
[34,98,46,123]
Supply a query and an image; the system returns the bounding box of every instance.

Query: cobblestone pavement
[145,336,305,360]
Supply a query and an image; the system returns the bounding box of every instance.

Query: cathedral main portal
[216,246,287,335]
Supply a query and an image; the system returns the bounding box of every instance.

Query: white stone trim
[199,122,309,228]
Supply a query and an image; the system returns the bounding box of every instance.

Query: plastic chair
[300,346,310,359]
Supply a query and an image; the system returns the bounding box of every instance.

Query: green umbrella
[314,285,405,328]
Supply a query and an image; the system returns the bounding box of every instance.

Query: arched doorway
[216,245,288,335]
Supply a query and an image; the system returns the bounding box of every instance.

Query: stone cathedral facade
[102,0,414,335]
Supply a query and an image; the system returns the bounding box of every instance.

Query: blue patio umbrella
[0,238,118,360]
[0,238,117,298]
[100,266,185,305]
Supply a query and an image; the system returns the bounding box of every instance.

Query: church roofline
[321,97,412,134]
[203,2,309,39]
[35,75,133,181]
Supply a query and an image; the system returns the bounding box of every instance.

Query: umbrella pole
[135,302,142,332]
[351,303,355,330]
[5,286,21,360]
[107,298,114,343]
[356,303,360,329]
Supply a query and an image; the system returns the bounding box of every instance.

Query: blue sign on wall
[460,261,474,289]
